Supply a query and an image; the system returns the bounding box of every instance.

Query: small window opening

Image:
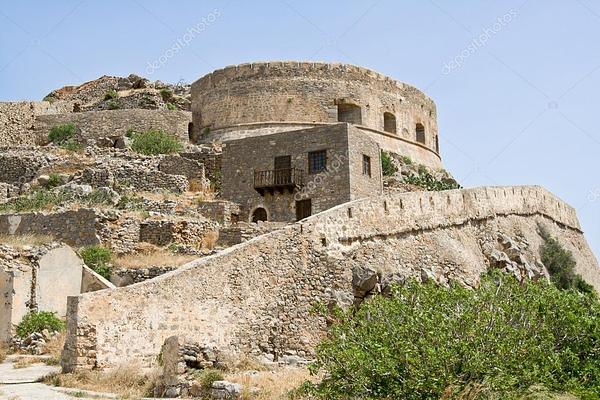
[383,112,396,134]
[416,123,426,144]
[337,103,362,124]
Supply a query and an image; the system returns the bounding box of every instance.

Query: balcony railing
[254,168,305,195]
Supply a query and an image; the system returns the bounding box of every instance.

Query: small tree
[80,245,112,280]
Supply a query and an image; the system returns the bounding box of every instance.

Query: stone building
[191,61,442,169]
[221,123,383,222]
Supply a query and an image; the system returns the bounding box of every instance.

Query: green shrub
[16,311,65,337]
[166,102,178,111]
[107,100,120,110]
[60,139,83,152]
[305,272,600,399]
[197,369,223,390]
[130,129,183,155]
[404,169,462,191]
[160,88,173,102]
[48,123,76,145]
[540,226,594,294]
[0,189,68,213]
[399,155,413,165]
[104,89,118,100]
[381,150,397,177]
[80,246,112,279]
[45,173,62,189]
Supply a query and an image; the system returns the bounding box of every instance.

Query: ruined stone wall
[62,186,599,370]
[221,124,382,222]
[191,62,441,168]
[0,101,73,146]
[0,151,50,185]
[34,109,191,144]
[180,151,222,182]
[0,209,101,247]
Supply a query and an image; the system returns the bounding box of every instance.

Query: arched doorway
[251,207,268,223]
[188,122,194,141]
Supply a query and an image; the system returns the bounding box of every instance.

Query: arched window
[435,136,439,153]
[251,207,268,223]
[416,123,426,144]
[337,103,362,125]
[187,122,194,141]
[383,112,396,134]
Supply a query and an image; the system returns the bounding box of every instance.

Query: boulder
[352,265,378,298]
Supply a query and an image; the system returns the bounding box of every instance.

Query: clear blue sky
[1,1,599,258]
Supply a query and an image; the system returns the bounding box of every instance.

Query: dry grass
[200,230,219,251]
[43,331,65,363]
[224,367,316,400]
[45,362,160,399]
[189,178,209,193]
[0,234,54,248]
[12,356,57,369]
[113,245,197,270]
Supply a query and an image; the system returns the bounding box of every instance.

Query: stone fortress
[0,62,598,380]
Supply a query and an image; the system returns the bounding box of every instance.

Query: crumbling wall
[0,209,101,247]
[62,186,599,371]
[34,109,191,144]
[0,101,73,146]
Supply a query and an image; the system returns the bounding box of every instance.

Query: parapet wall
[62,186,599,371]
[34,109,191,144]
[191,62,441,167]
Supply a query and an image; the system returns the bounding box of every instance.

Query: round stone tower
[191,61,442,168]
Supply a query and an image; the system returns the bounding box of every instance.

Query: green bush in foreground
[304,273,600,399]
[48,123,76,145]
[16,311,65,337]
[80,245,112,280]
[130,129,183,155]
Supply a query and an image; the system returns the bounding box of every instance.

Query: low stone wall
[34,109,191,144]
[196,201,240,227]
[0,151,51,185]
[110,266,178,287]
[82,165,189,193]
[0,101,73,146]
[62,186,599,370]
[180,151,221,182]
[0,209,101,247]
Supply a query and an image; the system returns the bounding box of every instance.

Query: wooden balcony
[254,168,305,195]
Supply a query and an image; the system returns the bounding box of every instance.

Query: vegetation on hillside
[0,188,113,213]
[16,311,65,338]
[540,225,594,294]
[48,123,76,145]
[381,150,397,176]
[80,245,113,280]
[301,272,600,399]
[404,168,462,191]
[130,129,183,155]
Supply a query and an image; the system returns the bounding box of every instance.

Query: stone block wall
[0,209,101,247]
[0,151,50,185]
[62,186,600,371]
[180,151,222,182]
[81,165,189,193]
[34,109,191,144]
[196,201,240,227]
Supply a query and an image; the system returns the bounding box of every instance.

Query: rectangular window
[362,154,371,177]
[308,150,327,174]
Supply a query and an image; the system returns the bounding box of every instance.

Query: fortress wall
[62,186,599,371]
[0,101,73,146]
[34,109,191,144]
[191,62,440,165]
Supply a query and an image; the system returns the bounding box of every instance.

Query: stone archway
[251,207,268,223]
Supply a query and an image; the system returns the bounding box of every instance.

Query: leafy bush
[80,246,112,279]
[197,369,223,390]
[159,88,173,102]
[540,226,594,294]
[0,188,113,214]
[60,139,83,152]
[104,89,118,100]
[166,102,178,111]
[107,100,120,110]
[130,129,183,155]
[404,169,462,191]
[47,173,62,188]
[48,123,76,145]
[304,272,600,399]
[16,312,65,337]
[381,150,397,176]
